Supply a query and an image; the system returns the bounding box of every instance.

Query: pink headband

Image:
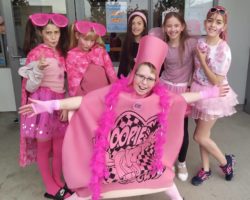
[128,11,147,24]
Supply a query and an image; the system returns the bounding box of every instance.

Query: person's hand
[38,53,49,70]
[200,85,229,99]
[196,47,207,67]
[60,109,68,122]
[19,98,60,117]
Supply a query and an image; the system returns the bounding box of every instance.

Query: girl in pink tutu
[19,35,228,200]
[18,13,72,199]
[190,6,238,186]
[66,20,117,97]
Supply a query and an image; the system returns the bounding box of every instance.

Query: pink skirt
[190,82,238,121]
[160,79,191,115]
[21,87,68,140]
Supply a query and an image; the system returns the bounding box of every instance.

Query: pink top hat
[128,35,168,84]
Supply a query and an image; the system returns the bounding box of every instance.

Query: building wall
[220,0,250,104]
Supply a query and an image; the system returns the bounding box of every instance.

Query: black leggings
[178,117,189,163]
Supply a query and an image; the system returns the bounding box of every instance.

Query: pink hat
[128,11,147,25]
[128,35,168,84]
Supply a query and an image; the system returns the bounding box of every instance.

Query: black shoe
[191,168,211,186]
[220,154,236,181]
[13,118,19,124]
[44,187,67,200]
[63,183,74,195]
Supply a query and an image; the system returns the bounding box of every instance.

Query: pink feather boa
[89,78,170,200]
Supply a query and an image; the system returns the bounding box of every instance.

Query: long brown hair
[162,12,190,64]
[121,11,148,71]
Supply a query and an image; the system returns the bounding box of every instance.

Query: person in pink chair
[19,35,227,200]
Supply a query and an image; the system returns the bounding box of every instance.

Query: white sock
[165,183,183,200]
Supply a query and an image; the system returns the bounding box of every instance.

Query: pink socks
[37,140,61,195]
[52,137,64,187]
[165,183,183,200]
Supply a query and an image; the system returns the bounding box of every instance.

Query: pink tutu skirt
[21,87,68,140]
[190,81,238,121]
[160,79,192,115]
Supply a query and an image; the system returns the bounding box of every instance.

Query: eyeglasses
[209,7,226,15]
[135,74,156,83]
[75,21,106,36]
[29,13,68,27]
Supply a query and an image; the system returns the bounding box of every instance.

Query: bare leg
[193,119,227,168]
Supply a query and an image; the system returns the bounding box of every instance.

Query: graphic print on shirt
[104,111,166,184]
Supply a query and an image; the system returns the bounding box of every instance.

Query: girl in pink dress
[18,13,72,199]
[66,20,117,97]
[190,6,238,186]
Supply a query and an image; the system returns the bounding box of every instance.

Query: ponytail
[23,19,42,56]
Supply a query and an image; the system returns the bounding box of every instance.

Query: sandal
[63,183,74,195]
[44,187,67,200]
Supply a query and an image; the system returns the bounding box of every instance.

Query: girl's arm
[181,85,229,104]
[18,61,44,92]
[19,96,82,117]
[196,47,224,85]
[101,48,118,83]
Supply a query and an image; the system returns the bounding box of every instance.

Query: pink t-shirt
[62,85,187,197]
[161,37,197,83]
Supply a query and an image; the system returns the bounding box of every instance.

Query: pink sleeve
[66,52,82,96]
[211,42,231,76]
[100,48,118,83]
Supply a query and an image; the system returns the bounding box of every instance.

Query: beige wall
[219,0,250,104]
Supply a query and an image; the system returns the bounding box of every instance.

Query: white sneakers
[177,161,188,181]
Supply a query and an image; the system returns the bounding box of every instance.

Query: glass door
[0,0,75,111]
[75,0,150,64]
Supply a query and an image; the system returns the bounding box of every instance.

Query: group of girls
[118,6,237,186]
[18,13,117,200]
[18,5,238,200]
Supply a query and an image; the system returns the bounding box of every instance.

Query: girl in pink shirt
[150,8,197,181]
[18,13,72,199]
[66,20,117,97]
[190,6,238,186]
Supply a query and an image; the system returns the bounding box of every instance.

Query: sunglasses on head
[209,7,226,15]
[75,21,106,36]
[29,13,68,27]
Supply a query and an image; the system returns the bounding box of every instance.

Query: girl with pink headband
[118,10,148,78]
[66,20,117,97]
[18,13,72,199]
[19,35,228,200]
